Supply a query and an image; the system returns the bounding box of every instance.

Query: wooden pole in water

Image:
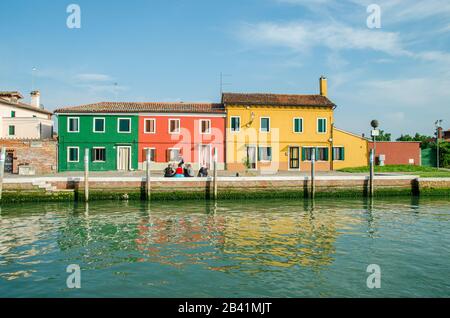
[146,148,151,201]
[369,149,374,198]
[84,148,89,202]
[213,147,218,200]
[311,148,315,199]
[0,147,5,201]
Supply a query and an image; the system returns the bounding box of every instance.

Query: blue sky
[0,0,449,137]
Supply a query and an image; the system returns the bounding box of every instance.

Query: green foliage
[374,130,391,141]
[396,133,435,149]
[433,141,450,168]
[339,164,450,177]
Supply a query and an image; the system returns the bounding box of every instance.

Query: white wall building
[0,91,53,139]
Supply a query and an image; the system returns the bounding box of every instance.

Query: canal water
[0,198,449,298]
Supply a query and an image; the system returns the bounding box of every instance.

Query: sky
[0,0,449,137]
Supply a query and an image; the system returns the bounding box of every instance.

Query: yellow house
[223,77,368,172]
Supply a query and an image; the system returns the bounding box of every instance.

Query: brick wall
[0,139,57,174]
[369,142,421,165]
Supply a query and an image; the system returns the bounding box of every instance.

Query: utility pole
[435,120,443,169]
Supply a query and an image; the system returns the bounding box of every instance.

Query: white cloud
[74,73,113,82]
[239,21,407,56]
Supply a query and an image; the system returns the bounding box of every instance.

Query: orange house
[138,102,226,171]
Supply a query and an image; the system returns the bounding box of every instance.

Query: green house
[55,112,139,172]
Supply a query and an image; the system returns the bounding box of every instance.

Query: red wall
[368,142,421,165]
[138,115,226,164]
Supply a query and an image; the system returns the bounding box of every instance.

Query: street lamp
[370,120,380,160]
[435,120,443,169]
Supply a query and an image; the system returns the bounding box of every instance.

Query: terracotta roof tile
[0,97,53,115]
[222,93,336,107]
[54,102,225,114]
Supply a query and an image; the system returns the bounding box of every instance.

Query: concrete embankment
[1,175,449,203]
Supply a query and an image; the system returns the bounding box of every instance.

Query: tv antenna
[220,72,232,96]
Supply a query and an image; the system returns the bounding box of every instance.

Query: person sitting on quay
[197,166,208,178]
[175,160,185,178]
[164,163,176,177]
[184,163,195,177]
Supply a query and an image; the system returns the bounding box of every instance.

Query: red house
[369,141,421,166]
[138,103,226,171]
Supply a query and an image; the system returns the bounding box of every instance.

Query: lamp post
[435,120,443,169]
[369,120,380,198]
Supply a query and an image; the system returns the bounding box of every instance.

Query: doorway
[4,152,13,173]
[117,146,131,171]
[289,147,300,170]
[199,144,211,169]
[246,146,257,170]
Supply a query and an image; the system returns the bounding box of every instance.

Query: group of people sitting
[164,159,209,178]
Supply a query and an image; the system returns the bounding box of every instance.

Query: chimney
[320,76,328,97]
[30,90,40,108]
[437,127,443,140]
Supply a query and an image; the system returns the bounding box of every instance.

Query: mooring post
[369,149,375,198]
[146,148,151,201]
[0,147,5,201]
[84,148,89,202]
[311,148,316,199]
[213,147,218,200]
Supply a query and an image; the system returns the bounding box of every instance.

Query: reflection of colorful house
[223,77,368,172]
[55,102,226,171]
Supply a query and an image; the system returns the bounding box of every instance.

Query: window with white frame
[169,119,180,134]
[317,118,327,133]
[142,148,156,162]
[293,118,303,133]
[92,147,106,162]
[258,146,272,162]
[167,148,180,162]
[316,147,329,161]
[67,147,79,162]
[200,119,211,134]
[144,119,156,134]
[260,117,270,132]
[118,118,131,133]
[230,116,240,132]
[67,117,79,133]
[333,147,345,161]
[93,118,105,133]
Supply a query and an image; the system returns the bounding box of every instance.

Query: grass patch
[338,165,450,178]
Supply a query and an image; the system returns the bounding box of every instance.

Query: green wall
[58,115,139,171]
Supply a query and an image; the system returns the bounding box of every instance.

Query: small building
[54,102,226,172]
[0,91,56,174]
[368,141,421,166]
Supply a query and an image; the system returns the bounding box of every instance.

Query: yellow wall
[226,104,334,172]
[332,128,369,169]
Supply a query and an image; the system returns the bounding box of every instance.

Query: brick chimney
[437,127,443,140]
[320,76,328,97]
[30,90,40,108]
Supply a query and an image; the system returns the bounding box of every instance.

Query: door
[117,146,131,171]
[247,146,257,170]
[199,144,211,169]
[4,152,13,173]
[289,147,300,170]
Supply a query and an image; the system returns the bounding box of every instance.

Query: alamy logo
[366,4,381,29]
[66,4,81,29]
[66,264,81,289]
[366,264,381,289]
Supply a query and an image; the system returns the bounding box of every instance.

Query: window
[260,117,270,132]
[333,147,345,161]
[8,125,15,136]
[167,148,180,162]
[230,116,240,132]
[93,118,105,133]
[67,147,79,162]
[67,117,79,133]
[200,119,211,134]
[302,147,328,161]
[169,119,180,134]
[118,118,131,133]
[258,147,272,162]
[293,118,303,133]
[317,118,327,133]
[92,148,106,162]
[11,111,16,118]
[316,147,329,161]
[144,119,156,134]
[142,148,156,162]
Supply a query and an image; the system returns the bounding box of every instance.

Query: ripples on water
[0,198,449,297]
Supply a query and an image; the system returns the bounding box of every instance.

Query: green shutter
[341,147,345,161]
[294,119,299,132]
[324,148,329,161]
[268,147,272,161]
[302,147,306,161]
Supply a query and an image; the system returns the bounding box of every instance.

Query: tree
[432,141,450,168]
[375,130,391,141]
[396,133,434,149]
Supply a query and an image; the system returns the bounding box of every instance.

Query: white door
[247,146,257,170]
[117,146,131,171]
[199,144,211,169]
